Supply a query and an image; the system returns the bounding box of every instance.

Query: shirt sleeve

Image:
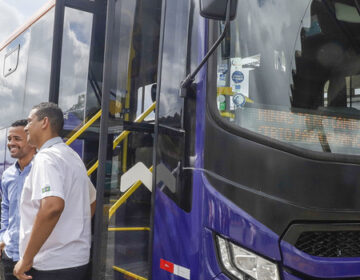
[0,176,9,242]
[88,178,96,203]
[31,153,65,201]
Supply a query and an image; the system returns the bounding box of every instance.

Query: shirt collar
[39,137,63,151]
[15,159,33,173]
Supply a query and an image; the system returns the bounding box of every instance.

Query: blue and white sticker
[232,71,244,84]
[233,94,246,108]
[217,64,228,87]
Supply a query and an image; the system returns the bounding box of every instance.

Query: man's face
[24,109,42,147]
[7,126,34,159]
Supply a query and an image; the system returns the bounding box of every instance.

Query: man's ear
[41,116,50,130]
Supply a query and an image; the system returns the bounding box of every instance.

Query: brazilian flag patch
[42,186,51,193]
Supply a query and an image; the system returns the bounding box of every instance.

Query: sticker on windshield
[217,64,228,87]
[217,94,226,111]
[233,94,246,108]
[231,71,244,84]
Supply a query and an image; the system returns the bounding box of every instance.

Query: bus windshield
[214,0,360,155]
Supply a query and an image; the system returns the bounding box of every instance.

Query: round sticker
[232,71,244,83]
[217,95,226,103]
[233,94,246,108]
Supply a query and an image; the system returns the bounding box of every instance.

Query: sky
[0,0,50,44]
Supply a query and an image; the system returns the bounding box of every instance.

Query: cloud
[58,9,93,113]
[0,0,50,46]
[0,0,23,44]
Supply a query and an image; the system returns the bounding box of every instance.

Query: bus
[1,0,360,279]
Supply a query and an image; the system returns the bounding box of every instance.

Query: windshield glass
[214,0,360,155]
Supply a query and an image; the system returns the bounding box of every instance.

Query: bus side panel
[202,174,281,260]
[151,191,194,279]
[151,188,222,280]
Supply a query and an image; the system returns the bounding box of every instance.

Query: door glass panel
[58,7,93,128]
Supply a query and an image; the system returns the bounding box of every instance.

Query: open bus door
[90,0,161,279]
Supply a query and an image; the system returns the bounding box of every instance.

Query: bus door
[99,0,161,279]
[151,0,200,279]
[49,0,160,278]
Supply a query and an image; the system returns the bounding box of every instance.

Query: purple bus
[2,0,360,279]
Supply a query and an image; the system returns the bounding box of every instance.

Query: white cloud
[0,0,22,44]
[0,0,49,45]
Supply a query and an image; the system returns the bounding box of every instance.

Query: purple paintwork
[202,174,281,261]
[281,240,360,278]
[212,274,231,280]
[282,270,302,280]
[203,228,222,277]
[63,111,82,131]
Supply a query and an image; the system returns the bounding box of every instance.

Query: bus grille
[295,231,360,257]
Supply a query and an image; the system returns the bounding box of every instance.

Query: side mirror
[200,0,238,21]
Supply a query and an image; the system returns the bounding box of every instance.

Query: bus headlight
[216,236,279,280]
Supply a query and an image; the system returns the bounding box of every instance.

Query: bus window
[155,0,190,208]
[323,75,360,110]
[23,8,54,117]
[212,0,360,156]
[3,45,20,77]
[0,31,30,129]
[58,7,93,125]
[136,83,155,121]
[0,129,6,178]
[4,128,15,170]
[0,5,55,130]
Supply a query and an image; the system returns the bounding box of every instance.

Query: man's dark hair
[11,119,28,127]
[32,102,64,134]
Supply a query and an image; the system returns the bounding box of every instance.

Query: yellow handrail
[108,227,150,231]
[87,161,99,176]
[87,102,156,176]
[66,109,102,146]
[109,166,153,219]
[113,101,156,149]
[113,266,147,280]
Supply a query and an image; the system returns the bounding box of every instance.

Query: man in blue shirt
[0,120,36,280]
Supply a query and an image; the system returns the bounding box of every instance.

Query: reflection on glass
[4,128,15,170]
[0,31,30,129]
[0,129,6,178]
[3,45,20,77]
[215,0,360,156]
[136,83,155,121]
[58,7,93,125]
[104,0,162,279]
[23,8,54,116]
[110,0,136,120]
[0,8,55,130]
[158,0,189,122]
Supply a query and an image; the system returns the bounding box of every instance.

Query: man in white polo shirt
[13,102,96,280]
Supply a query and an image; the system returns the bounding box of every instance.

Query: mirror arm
[179,0,231,96]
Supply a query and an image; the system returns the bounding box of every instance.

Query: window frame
[3,44,20,78]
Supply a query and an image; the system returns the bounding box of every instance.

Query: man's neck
[37,134,59,150]
[17,153,34,171]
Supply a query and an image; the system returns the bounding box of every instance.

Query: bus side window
[3,45,20,77]
[155,0,192,212]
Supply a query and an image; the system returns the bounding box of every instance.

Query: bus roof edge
[0,0,56,52]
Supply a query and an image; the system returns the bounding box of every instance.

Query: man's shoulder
[2,163,18,177]
[34,149,60,167]
[1,163,18,186]
[35,143,75,168]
